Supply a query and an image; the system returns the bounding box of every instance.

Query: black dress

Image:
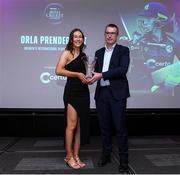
[63,52,90,145]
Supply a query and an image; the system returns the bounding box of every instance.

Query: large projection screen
[0,0,180,109]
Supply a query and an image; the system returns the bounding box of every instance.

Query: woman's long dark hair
[65,28,86,55]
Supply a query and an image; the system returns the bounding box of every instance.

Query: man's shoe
[97,154,111,167]
[119,163,128,173]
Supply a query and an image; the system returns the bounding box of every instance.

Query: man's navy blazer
[94,44,130,100]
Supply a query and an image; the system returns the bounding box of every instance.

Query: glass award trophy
[83,56,97,80]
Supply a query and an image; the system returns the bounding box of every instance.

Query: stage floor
[0,136,180,174]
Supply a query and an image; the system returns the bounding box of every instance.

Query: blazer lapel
[98,48,105,72]
[109,44,118,68]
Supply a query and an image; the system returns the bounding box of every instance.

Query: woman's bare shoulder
[60,50,71,59]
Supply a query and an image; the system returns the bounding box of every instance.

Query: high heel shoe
[64,156,80,169]
[74,156,86,168]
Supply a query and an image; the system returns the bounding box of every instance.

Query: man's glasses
[105,32,117,35]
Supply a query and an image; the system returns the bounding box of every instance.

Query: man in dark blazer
[89,24,130,173]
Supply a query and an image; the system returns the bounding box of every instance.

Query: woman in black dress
[55,29,90,169]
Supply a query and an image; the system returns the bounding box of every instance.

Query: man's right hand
[88,72,102,84]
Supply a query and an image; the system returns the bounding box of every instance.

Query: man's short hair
[105,24,119,35]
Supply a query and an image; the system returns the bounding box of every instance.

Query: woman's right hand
[77,73,89,84]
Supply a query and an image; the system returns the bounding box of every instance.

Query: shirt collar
[105,43,116,52]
